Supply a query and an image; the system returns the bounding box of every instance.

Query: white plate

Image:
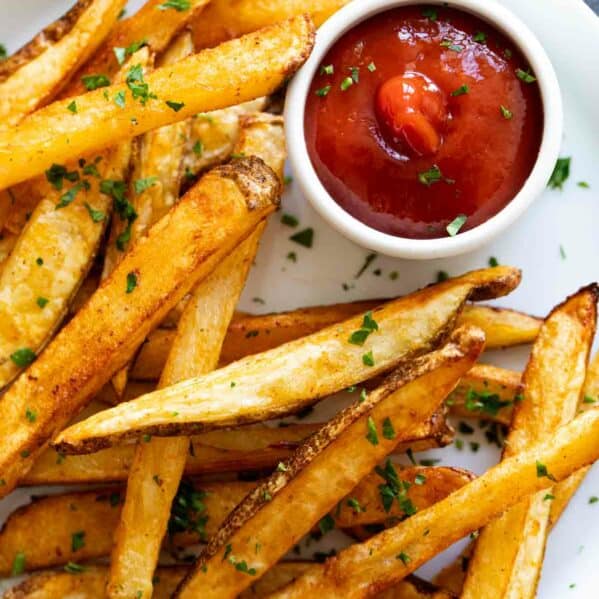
[1,1,598,596]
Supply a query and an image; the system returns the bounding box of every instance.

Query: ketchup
[305,6,543,239]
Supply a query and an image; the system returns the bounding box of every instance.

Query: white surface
[0,0,598,597]
[285,0,563,260]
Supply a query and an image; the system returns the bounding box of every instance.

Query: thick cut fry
[2,565,453,599]
[462,286,597,599]
[175,326,484,597]
[0,0,125,127]
[446,363,520,426]
[192,0,349,49]
[0,157,280,496]
[131,304,538,380]
[0,17,315,189]
[271,408,599,599]
[0,465,469,575]
[54,267,521,453]
[0,50,153,390]
[24,417,450,485]
[64,0,210,97]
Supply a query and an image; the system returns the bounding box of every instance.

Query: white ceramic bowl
[285,0,563,260]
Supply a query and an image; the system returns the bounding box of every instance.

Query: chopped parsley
[548,157,571,190]
[516,68,537,83]
[126,64,156,105]
[347,498,363,513]
[489,256,499,267]
[500,105,513,119]
[36,258,44,265]
[589,496,598,504]
[229,558,257,576]
[67,101,78,114]
[578,181,590,189]
[349,66,360,83]
[355,252,378,278]
[446,214,467,236]
[397,551,411,565]
[64,562,86,574]
[36,297,49,308]
[362,351,375,367]
[366,417,379,445]
[348,311,379,346]
[340,77,354,91]
[414,473,426,485]
[134,176,158,194]
[389,270,399,280]
[25,408,37,423]
[418,164,453,186]
[536,461,556,482]
[560,244,567,260]
[45,163,79,190]
[289,228,313,248]
[0,44,6,61]
[544,493,555,501]
[473,31,487,43]
[465,388,512,416]
[158,0,191,10]
[193,140,203,156]
[440,39,463,52]
[281,213,299,227]
[583,396,597,404]
[168,480,208,540]
[113,39,148,65]
[10,348,36,367]
[375,460,417,516]
[166,100,185,112]
[287,251,297,262]
[56,181,90,209]
[82,74,110,91]
[319,514,335,535]
[315,85,331,97]
[12,552,26,576]
[367,62,377,72]
[114,91,126,108]
[458,421,474,435]
[320,64,334,75]
[126,272,138,293]
[451,84,470,96]
[382,417,396,440]
[437,270,449,282]
[422,7,437,21]
[71,531,86,552]
[84,203,105,223]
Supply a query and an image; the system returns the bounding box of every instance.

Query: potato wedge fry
[462,286,597,599]
[0,0,126,127]
[174,326,484,597]
[0,50,153,390]
[64,0,210,97]
[0,465,468,575]
[1,565,453,599]
[130,304,538,380]
[192,0,349,50]
[0,157,280,496]
[271,408,599,599]
[54,267,521,453]
[0,16,315,189]
[25,416,450,485]
[0,0,93,83]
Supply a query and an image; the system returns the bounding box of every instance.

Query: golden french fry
[64,0,210,97]
[0,0,126,127]
[0,157,280,496]
[0,464,469,575]
[130,304,538,381]
[175,326,484,597]
[54,267,521,454]
[0,231,16,273]
[24,417,451,486]
[271,408,599,599]
[192,0,350,50]
[2,564,453,599]
[462,286,598,599]
[0,16,315,189]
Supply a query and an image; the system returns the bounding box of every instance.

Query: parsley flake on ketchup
[305,5,542,239]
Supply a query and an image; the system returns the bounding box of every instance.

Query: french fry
[0,156,280,496]
[54,267,521,453]
[0,465,469,575]
[192,0,350,50]
[270,408,599,598]
[130,304,539,380]
[2,565,453,599]
[0,0,126,127]
[64,0,210,97]
[0,49,150,390]
[107,112,286,598]
[25,417,451,485]
[462,286,598,599]
[0,17,315,189]
[0,231,16,273]
[174,326,484,597]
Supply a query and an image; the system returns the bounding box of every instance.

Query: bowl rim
[284,0,564,260]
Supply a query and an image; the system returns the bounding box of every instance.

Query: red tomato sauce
[305,6,544,239]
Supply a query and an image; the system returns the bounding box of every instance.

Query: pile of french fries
[0,2,598,598]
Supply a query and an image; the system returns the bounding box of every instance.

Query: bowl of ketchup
[285,0,563,259]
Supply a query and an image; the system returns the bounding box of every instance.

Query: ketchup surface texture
[305,6,544,239]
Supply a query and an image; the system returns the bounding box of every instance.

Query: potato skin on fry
[0,16,315,189]
[0,157,281,497]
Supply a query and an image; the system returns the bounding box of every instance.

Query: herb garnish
[340,77,354,91]
[440,39,463,52]
[134,176,158,194]
[126,272,138,293]
[451,85,470,96]
[45,163,79,190]
[84,203,105,223]
[158,0,191,10]
[289,228,313,248]
[56,181,90,209]
[516,68,536,83]
[548,157,571,190]
[473,31,487,43]
[348,311,379,346]
[82,74,110,91]
[64,562,86,574]
[536,461,556,481]
[465,388,512,416]
[126,64,156,105]
[10,348,36,367]
[25,408,37,423]
[315,85,331,97]
[362,351,375,366]
[382,417,396,440]
[375,460,417,516]
[36,297,49,308]
[500,105,513,119]
[168,480,208,540]
[281,213,299,227]
[67,101,77,114]
[12,552,26,576]
[355,252,378,278]
[71,531,86,552]
[113,39,148,65]
[446,214,467,236]
[397,551,411,565]
[166,100,185,112]
[366,417,379,445]
[422,7,438,21]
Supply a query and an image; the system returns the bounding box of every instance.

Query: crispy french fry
[270,408,599,598]
[0,17,315,190]
[1,565,453,599]
[0,0,126,127]
[192,0,349,50]
[0,464,469,575]
[130,304,538,380]
[0,50,153,390]
[175,326,484,597]
[0,231,16,273]
[0,157,280,496]
[462,286,598,599]
[64,0,210,97]
[25,417,451,485]
[446,363,520,426]
[54,267,521,453]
